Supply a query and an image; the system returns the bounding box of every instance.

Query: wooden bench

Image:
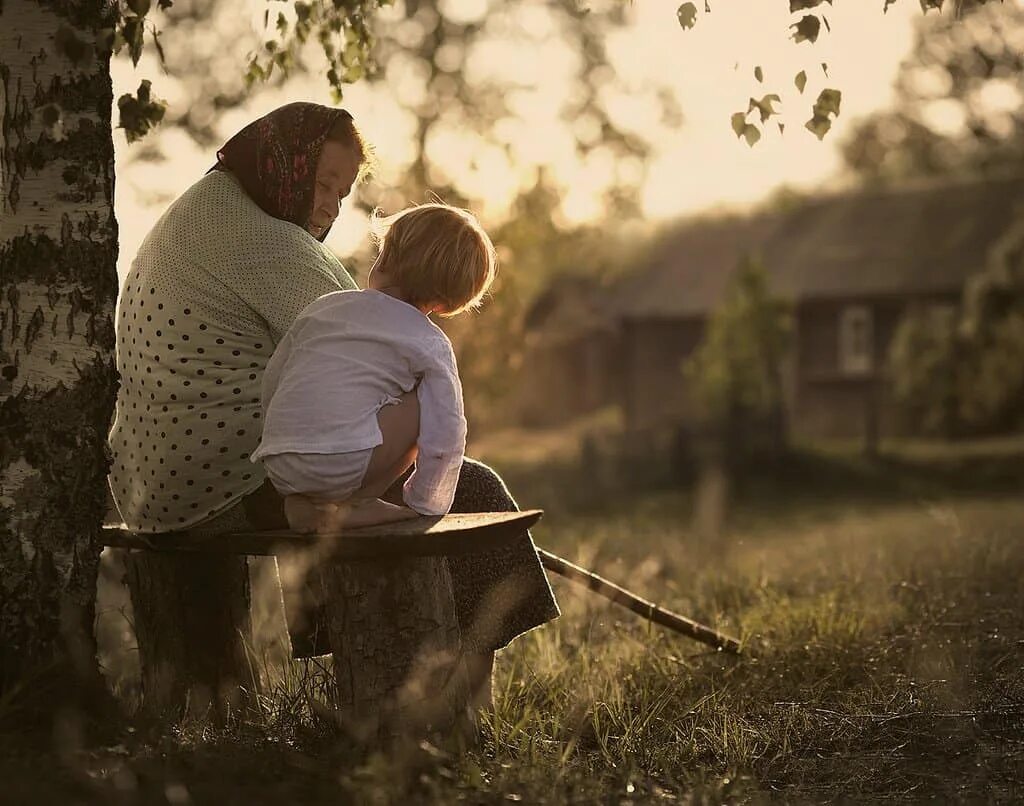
[103,508,741,744]
[103,510,542,744]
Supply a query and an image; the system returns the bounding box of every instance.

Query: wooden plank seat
[102,510,544,744]
[102,510,543,558]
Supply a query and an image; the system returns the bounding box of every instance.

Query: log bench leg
[321,554,475,746]
[124,551,258,721]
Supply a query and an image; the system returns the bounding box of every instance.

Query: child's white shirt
[251,289,466,516]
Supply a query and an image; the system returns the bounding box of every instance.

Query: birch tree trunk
[0,0,118,704]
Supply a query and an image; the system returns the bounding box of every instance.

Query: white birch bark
[0,0,118,687]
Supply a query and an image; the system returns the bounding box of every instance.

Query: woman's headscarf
[213,102,353,241]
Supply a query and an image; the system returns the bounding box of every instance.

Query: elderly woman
[107,102,558,700]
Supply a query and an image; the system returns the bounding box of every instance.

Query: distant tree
[852,0,1024,436]
[447,170,639,426]
[889,218,1024,437]
[842,0,1024,182]
[683,256,793,447]
[888,305,963,437]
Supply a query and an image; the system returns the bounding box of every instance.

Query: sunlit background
[110,0,922,277]
[107,0,1024,451]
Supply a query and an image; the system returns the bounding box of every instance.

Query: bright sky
[111,0,925,280]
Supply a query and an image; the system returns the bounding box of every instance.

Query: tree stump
[123,551,257,721]
[320,554,473,746]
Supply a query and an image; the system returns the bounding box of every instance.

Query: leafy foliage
[887,304,963,437]
[683,256,792,427]
[843,0,1024,181]
[805,87,841,140]
[244,0,384,102]
[676,2,697,30]
[108,0,1008,148]
[117,80,166,144]
[889,216,1024,437]
[683,0,1005,142]
[790,14,822,44]
[865,2,1024,437]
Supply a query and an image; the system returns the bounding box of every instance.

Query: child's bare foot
[338,498,421,529]
[284,494,419,533]
[284,494,337,534]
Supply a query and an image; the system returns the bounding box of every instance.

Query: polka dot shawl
[107,170,357,532]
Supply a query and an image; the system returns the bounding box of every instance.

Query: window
[839,305,873,376]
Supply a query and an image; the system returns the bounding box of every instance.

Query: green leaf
[813,87,841,117]
[754,65,763,83]
[244,57,264,87]
[795,70,807,93]
[122,17,145,65]
[157,0,173,9]
[804,87,841,140]
[805,115,831,140]
[821,62,829,77]
[742,123,761,147]
[676,2,698,30]
[118,80,166,143]
[343,41,362,67]
[731,112,748,137]
[791,14,821,43]
[749,93,781,123]
[919,0,943,12]
[126,0,151,17]
[790,0,830,10]
[778,122,786,134]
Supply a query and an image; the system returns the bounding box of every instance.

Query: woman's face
[308,140,360,239]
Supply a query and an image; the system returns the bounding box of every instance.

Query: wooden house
[616,173,1024,442]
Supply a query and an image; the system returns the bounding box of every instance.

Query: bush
[683,255,792,455]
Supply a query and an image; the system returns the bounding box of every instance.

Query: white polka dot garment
[108,170,357,532]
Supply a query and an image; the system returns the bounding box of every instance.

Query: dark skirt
[193,457,560,657]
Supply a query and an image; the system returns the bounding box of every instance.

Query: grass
[473,492,1024,801]
[7,438,1024,803]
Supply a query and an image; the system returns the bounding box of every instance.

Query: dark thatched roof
[618,173,1024,320]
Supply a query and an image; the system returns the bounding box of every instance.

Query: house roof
[617,173,1024,319]
[523,274,620,343]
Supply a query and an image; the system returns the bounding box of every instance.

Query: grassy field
[4,439,1024,804]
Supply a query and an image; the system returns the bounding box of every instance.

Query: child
[250,203,497,532]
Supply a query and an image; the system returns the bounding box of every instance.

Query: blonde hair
[371,203,498,317]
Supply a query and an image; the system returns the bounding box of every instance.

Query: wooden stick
[538,549,742,655]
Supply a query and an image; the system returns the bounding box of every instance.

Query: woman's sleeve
[402,339,467,516]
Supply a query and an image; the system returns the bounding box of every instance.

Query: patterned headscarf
[213,102,353,241]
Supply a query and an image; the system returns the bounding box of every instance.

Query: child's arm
[402,339,467,516]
